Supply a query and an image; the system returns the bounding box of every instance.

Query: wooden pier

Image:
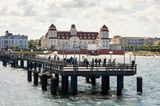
[0,53,141,96]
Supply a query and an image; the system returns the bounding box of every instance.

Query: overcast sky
[0,0,159,39]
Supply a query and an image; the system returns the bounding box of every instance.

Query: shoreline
[126,51,160,57]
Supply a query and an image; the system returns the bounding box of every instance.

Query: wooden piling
[33,71,39,85]
[20,60,24,68]
[51,77,57,95]
[12,60,16,67]
[61,75,69,95]
[2,61,7,67]
[71,74,78,95]
[27,61,29,69]
[55,74,59,87]
[101,76,110,95]
[91,77,96,86]
[30,62,33,70]
[137,77,143,94]
[86,77,90,83]
[34,63,37,71]
[41,74,48,91]
[117,76,124,96]
[27,69,32,82]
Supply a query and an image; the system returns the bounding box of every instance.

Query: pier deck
[0,53,136,77]
[0,53,139,96]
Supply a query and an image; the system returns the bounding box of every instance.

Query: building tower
[100,25,110,49]
[70,24,77,36]
[47,24,57,49]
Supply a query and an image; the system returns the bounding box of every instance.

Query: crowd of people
[48,55,136,68]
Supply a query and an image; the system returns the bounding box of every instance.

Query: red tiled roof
[57,31,99,40]
[77,32,98,40]
[49,24,56,31]
[57,31,70,39]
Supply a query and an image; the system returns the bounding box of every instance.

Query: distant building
[41,24,110,50]
[120,37,145,50]
[110,35,121,50]
[111,35,160,51]
[40,36,48,49]
[0,31,28,49]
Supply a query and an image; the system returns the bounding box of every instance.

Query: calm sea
[0,55,160,106]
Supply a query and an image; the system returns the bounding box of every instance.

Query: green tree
[28,40,36,50]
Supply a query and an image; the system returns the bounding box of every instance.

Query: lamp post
[62,43,64,61]
[129,52,132,63]
[79,44,81,66]
[134,41,136,61]
[124,52,125,64]
[109,51,113,61]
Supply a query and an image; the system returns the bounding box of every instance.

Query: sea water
[0,55,160,106]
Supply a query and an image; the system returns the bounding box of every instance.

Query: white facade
[100,25,110,49]
[43,24,110,51]
[0,31,28,49]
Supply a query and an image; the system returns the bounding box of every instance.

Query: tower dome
[101,25,109,32]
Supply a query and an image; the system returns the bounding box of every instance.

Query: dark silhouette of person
[131,60,135,68]
[98,58,101,67]
[103,58,106,66]
[91,58,94,67]
[86,59,89,69]
[95,58,98,66]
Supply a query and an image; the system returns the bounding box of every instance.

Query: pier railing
[0,53,137,76]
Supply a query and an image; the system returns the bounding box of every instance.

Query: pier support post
[101,76,110,95]
[51,77,57,95]
[71,75,78,95]
[117,76,124,96]
[30,62,33,70]
[33,71,39,85]
[137,77,143,94]
[27,61,29,69]
[91,77,96,86]
[11,61,14,67]
[20,60,24,68]
[86,77,90,83]
[2,61,7,67]
[15,60,18,67]
[38,64,42,72]
[27,69,32,82]
[41,74,48,91]
[13,60,16,67]
[61,75,69,95]
[55,74,59,87]
[34,63,37,71]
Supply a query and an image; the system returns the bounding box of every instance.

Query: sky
[0,0,160,39]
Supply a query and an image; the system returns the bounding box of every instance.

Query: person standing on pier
[86,59,89,69]
[95,58,98,67]
[98,58,101,67]
[108,59,111,67]
[48,55,51,62]
[103,58,106,66]
[57,56,60,61]
[131,60,135,68]
[91,58,94,67]
[112,59,116,67]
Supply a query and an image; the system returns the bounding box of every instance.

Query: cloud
[0,0,159,39]
[17,0,36,16]
[0,7,7,15]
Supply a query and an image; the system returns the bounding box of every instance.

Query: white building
[0,31,28,49]
[42,24,110,50]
